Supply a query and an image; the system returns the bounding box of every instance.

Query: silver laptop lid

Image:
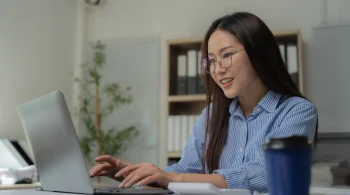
[17,90,94,194]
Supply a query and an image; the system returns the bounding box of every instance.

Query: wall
[87,0,350,167]
[0,0,78,140]
[309,24,350,134]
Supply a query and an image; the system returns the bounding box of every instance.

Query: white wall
[0,0,78,140]
[86,0,350,167]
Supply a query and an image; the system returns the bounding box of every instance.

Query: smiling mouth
[220,78,234,84]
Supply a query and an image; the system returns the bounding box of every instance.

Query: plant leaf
[74,40,139,166]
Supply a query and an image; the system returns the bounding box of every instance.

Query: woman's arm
[175,173,227,188]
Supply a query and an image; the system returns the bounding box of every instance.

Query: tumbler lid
[263,135,311,150]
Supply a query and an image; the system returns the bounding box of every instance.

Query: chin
[222,89,238,99]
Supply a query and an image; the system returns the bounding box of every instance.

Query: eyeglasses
[201,48,245,74]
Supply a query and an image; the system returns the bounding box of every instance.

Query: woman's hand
[115,163,181,188]
[88,155,132,182]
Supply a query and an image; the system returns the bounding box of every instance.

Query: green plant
[74,41,139,168]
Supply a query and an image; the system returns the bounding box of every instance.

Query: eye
[209,58,216,64]
[223,53,232,58]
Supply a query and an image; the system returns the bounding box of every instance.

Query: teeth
[221,78,233,84]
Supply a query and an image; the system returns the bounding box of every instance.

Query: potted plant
[74,41,139,181]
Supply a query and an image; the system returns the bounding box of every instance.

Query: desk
[0,182,40,190]
[3,187,350,195]
[0,189,81,195]
[0,182,118,190]
[0,183,172,195]
[0,189,174,195]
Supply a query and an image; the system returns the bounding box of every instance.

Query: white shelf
[167,94,206,102]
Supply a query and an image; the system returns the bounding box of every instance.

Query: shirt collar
[229,90,282,115]
[258,90,282,112]
[229,97,239,115]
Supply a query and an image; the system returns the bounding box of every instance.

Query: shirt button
[240,148,243,152]
[256,108,261,112]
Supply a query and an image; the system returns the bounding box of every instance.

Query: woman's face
[207,29,258,99]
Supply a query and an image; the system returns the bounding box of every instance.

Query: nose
[214,61,226,74]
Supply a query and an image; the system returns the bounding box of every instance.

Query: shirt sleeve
[163,108,207,173]
[213,102,318,192]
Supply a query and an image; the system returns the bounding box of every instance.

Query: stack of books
[167,115,201,153]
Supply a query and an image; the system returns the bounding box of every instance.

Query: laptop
[17,90,172,195]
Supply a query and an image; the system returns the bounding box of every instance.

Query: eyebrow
[208,46,235,56]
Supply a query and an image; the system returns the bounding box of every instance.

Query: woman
[88,12,318,193]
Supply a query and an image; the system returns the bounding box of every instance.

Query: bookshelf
[162,29,303,166]
[167,94,206,102]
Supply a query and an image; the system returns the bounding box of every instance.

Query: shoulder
[267,95,318,141]
[275,95,318,128]
[277,95,317,113]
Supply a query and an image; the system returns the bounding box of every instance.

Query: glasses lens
[202,58,211,73]
[223,55,232,68]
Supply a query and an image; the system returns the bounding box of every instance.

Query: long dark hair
[200,12,318,173]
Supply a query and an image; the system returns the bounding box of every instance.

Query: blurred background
[1,0,350,189]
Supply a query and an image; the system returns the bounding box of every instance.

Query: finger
[115,164,141,178]
[89,164,106,175]
[94,171,109,177]
[95,171,125,182]
[119,170,136,188]
[89,165,100,175]
[137,174,159,187]
[118,161,130,169]
[88,167,95,175]
[121,168,155,188]
[89,163,113,177]
[95,155,118,164]
[89,164,104,177]
[124,172,153,188]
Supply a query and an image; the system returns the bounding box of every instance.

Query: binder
[177,55,187,95]
[279,44,286,63]
[174,115,181,152]
[187,50,197,94]
[287,44,299,87]
[167,116,174,152]
[287,44,298,74]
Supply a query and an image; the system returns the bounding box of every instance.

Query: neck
[238,78,268,118]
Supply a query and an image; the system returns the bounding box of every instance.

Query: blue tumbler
[263,136,312,195]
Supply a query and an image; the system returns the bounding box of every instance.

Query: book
[174,115,181,152]
[177,55,187,95]
[187,50,197,94]
[287,44,298,74]
[287,44,299,87]
[167,116,174,152]
[279,44,286,63]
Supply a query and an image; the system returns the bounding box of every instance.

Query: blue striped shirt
[163,91,317,193]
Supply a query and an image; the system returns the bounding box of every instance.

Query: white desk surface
[0,189,174,195]
[0,189,81,195]
[2,187,350,195]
